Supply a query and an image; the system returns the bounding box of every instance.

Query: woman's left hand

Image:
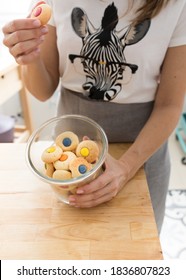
[69,153,130,208]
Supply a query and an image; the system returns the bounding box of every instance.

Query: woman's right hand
[2,18,48,65]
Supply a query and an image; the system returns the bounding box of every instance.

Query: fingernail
[69,202,76,206]
[39,35,44,41]
[76,189,84,194]
[69,197,76,202]
[33,20,41,27]
[35,47,40,53]
[41,26,48,33]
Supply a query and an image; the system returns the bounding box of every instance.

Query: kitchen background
[1,0,186,259]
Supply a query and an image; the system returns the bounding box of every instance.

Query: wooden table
[0,143,163,260]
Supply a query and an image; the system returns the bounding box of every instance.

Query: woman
[3,0,186,233]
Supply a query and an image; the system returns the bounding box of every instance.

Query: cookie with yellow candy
[55,131,79,151]
[76,140,99,163]
[31,2,52,25]
[53,151,77,170]
[52,169,72,180]
[41,145,63,163]
[69,157,92,178]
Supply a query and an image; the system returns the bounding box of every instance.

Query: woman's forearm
[21,58,58,101]
[119,103,183,180]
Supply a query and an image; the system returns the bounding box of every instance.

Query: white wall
[0,0,31,15]
[27,91,58,130]
[0,0,31,48]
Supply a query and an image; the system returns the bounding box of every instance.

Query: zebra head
[69,3,150,101]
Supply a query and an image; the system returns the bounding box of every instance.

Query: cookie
[31,3,52,25]
[44,162,55,177]
[41,145,63,163]
[69,157,92,178]
[53,151,77,170]
[55,131,79,151]
[76,140,99,163]
[52,170,72,180]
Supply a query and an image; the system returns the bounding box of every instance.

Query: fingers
[2,18,48,65]
[68,154,128,208]
[69,172,118,208]
[14,45,42,65]
[2,18,41,35]
[69,182,117,208]
[9,32,45,60]
[82,136,90,140]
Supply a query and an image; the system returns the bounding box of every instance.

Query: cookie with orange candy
[53,151,77,170]
[69,157,92,178]
[76,140,99,163]
[31,2,52,25]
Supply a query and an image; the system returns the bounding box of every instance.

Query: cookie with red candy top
[31,2,52,25]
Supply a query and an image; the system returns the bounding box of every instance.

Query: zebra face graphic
[69,3,150,101]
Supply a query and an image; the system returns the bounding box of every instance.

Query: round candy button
[62,137,72,147]
[78,165,87,174]
[80,147,90,157]
[46,146,55,153]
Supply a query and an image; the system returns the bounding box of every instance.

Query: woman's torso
[42,0,186,104]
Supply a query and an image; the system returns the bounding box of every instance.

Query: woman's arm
[69,45,186,208]
[21,25,59,101]
[120,45,186,179]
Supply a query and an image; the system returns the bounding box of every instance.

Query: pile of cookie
[41,131,100,180]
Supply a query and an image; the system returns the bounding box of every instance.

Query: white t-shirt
[32,0,186,103]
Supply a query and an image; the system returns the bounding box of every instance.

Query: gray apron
[56,88,170,233]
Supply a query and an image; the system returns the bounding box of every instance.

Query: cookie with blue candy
[55,131,79,151]
[69,157,92,178]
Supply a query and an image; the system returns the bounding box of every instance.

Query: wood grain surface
[0,143,163,260]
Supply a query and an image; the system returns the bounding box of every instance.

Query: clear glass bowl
[25,114,108,204]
